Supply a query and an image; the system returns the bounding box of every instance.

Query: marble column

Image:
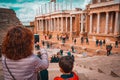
[45,20,47,31]
[89,14,93,34]
[66,17,68,32]
[98,0,101,2]
[39,20,41,30]
[57,18,59,31]
[61,17,63,32]
[105,12,109,34]
[114,11,119,35]
[49,19,51,32]
[54,18,56,31]
[41,20,43,31]
[81,13,84,33]
[97,13,100,34]
[51,19,53,32]
[37,20,39,31]
[70,16,72,33]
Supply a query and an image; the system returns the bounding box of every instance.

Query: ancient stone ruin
[0,8,21,55]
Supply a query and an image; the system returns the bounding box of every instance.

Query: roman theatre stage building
[33,0,120,42]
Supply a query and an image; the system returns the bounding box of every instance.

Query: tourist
[50,54,59,63]
[37,51,48,80]
[67,50,71,56]
[82,49,87,58]
[60,49,63,56]
[86,37,89,45]
[42,40,45,46]
[57,34,59,40]
[96,39,99,47]
[115,41,118,48]
[81,37,84,45]
[99,40,103,48]
[45,35,47,40]
[71,46,75,53]
[73,38,76,44]
[106,44,112,56]
[57,52,62,59]
[103,39,106,46]
[54,56,79,80]
[46,42,50,48]
[35,42,40,50]
[1,26,49,80]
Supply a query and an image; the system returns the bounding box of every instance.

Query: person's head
[37,51,41,55]
[2,26,34,60]
[59,56,74,74]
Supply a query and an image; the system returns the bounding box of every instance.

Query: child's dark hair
[59,56,74,73]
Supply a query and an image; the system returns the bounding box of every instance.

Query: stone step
[75,65,120,80]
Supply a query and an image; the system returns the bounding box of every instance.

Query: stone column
[81,13,84,33]
[39,20,41,30]
[89,14,93,34]
[49,19,50,32]
[54,18,56,31]
[114,11,119,35]
[66,17,68,32]
[37,20,39,31]
[46,20,47,31]
[41,20,43,31]
[51,19,53,32]
[70,16,72,33]
[38,20,40,30]
[97,13,100,34]
[105,12,109,34]
[57,18,59,31]
[61,17,63,32]
[98,0,101,2]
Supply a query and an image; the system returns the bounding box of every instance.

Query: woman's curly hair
[2,26,34,60]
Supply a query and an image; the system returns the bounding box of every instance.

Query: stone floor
[0,48,120,80]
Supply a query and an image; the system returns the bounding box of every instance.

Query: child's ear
[60,68,64,73]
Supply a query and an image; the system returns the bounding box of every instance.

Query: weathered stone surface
[0,8,21,44]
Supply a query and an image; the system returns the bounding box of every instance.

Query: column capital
[96,12,100,14]
[89,13,93,15]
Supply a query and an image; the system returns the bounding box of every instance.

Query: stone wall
[0,8,21,45]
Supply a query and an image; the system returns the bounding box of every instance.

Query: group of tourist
[44,34,52,40]
[96,39,106,48]
[80,37,89,45]
[1,26,79,80]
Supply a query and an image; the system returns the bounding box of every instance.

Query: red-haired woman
[2,26,49,80]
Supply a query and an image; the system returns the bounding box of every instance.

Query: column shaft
[66,17,68,32]
[105,12,109,34]
[70,16,72,32]
[114,11,119,35]
[97,13,100,34]
[61,17,63,32]
[89,14,93,34]
[81,13,84,33]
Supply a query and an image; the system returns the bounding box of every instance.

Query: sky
[0,0,91,25]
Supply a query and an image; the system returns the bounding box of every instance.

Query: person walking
[115,41,119,48]
[73,38,76,44]
[86,37,89,45]
[96,39,99,47]
[81,37,84,45]
[1,26,49,80]
[106,44,112,56]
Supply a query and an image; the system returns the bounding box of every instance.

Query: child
[54,56,79,80]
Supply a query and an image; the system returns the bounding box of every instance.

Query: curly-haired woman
[2,26,49,80]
